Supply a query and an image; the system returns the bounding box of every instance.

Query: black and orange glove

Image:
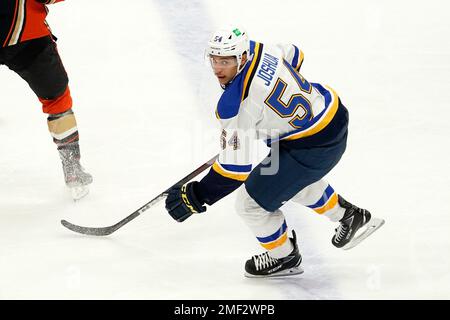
[165,182,206,222]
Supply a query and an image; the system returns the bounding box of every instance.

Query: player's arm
[195,129,253,206]
[165,123,254,222]
[35,0,64,4]
[277,43,304,72]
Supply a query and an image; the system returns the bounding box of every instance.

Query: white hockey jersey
[211,40,340,183]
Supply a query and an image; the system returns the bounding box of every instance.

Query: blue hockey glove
[165,182,206,222]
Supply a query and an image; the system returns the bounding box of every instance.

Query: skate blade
[70,186,90,201]
[244,266,304,278]
[342,217,385,250]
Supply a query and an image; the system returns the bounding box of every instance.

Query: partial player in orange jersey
[0,0,92,200]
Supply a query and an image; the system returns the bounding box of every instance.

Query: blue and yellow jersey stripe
[291,45,304,72]
[212,161,252,182]
[257,221,288,250]
[241,41,264,102]
[307,184,338,214]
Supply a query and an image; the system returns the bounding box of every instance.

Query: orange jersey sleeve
[1,0,64,47]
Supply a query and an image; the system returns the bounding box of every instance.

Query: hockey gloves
[165,182,206,222]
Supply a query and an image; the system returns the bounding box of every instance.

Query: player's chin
[217,77,228,85]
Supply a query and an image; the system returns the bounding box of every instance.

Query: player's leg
[235,148,306,278]
[3,36,92,199]
[235,187,303,278]
[290,179,345,222]
[235,186,294,258]
[290,179,384,249]
[285,100,383,249]
[46,107,93,188]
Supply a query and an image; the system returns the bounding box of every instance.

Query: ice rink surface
[1,0,449,299]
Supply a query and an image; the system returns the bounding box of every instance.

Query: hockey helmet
[205,26,250,73]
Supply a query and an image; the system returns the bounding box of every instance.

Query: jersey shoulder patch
[216,78,244,120]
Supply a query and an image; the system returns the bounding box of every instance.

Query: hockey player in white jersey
[165,26,384,278]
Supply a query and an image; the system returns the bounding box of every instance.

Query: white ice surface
[1,0,449,299]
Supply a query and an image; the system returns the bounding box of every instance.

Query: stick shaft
[61,154,218,236]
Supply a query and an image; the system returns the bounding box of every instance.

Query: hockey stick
[60,154,218,236]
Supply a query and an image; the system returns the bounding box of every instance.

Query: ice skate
[244,230,304,278]
[59,145,93,201]
[332,195,384,250]
[63,161,93,201]
[69,185,90,201]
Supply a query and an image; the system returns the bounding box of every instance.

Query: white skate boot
[63,161,93,200]
[60,147,93,201]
